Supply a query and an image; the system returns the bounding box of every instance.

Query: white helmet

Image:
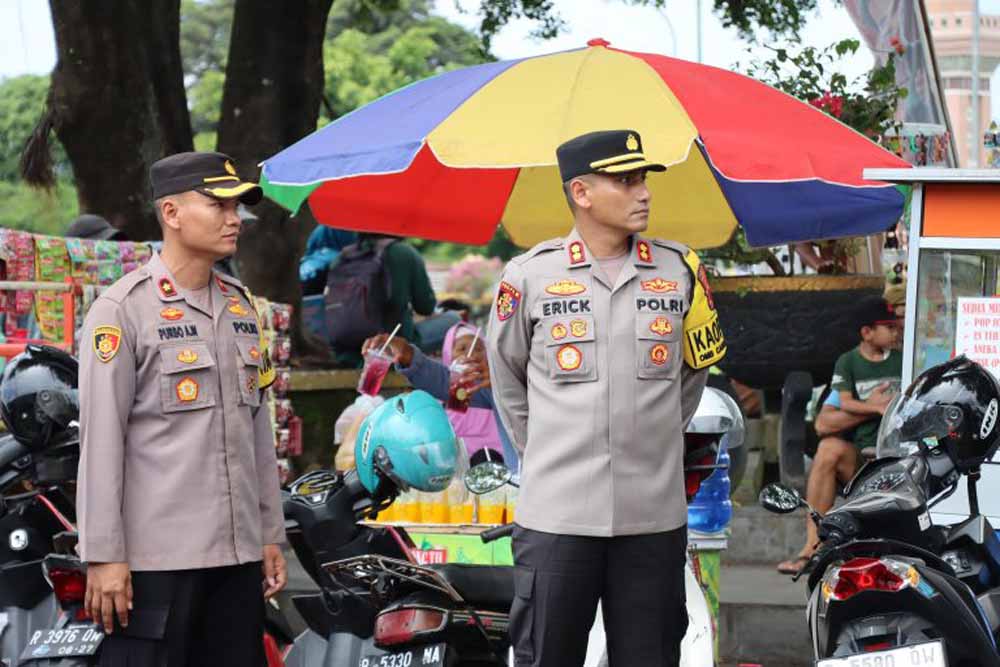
[686,386,745,451]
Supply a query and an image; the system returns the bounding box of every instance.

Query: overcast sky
[3,1,1000,98]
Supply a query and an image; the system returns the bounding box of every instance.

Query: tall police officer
[487,130,726,666]
[77,152,286,665]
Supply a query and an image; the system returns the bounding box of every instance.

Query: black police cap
[556,130,666,183]
[150,151,263,205]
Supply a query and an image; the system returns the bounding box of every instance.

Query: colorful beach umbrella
[261,39,910,249]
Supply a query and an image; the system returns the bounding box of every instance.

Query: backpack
[324,238,398,350]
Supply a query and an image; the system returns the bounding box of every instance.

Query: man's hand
[361,334,414,368]
[866,382,895,415]
[262,544,287,600]
[86,562,132,634]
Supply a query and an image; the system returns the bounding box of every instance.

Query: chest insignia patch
[176,349,198,364]
[568,241,586,265]
[228,303,250,317]
[650,317,673,336]
[158,278,177,298]
[636,240,653,263]
[649,343,670,366]
[650,343,670,366]
[641,278,677,294]
[93,325,122,363]
[176,377,199,402]
[545,280,586,296]
[496,281,521,321]
[160,307,184,321]
[570,319,588,338]
[551,322,568,340]
[556,344,583,371]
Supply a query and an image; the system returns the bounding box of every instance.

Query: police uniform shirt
[487,228,726,537]
[77,252,285,570]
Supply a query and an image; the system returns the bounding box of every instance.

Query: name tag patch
[635,297,684,313]
[542,298,592,317]
[158,324,199,341]
[232,320,259,336]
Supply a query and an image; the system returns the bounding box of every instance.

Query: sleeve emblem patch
[93,325,122,363]
[496,281,522,321]
[545,280,586,296]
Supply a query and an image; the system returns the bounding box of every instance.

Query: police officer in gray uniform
[487,130,726,667]
[77,152,286,666]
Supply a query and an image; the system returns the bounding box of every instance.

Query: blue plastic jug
[687,442,733,533]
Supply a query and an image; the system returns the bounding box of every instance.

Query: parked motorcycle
[760,356,1000,667]
[283,387,739,666]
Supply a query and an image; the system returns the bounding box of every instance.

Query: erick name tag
[542,298,592,317]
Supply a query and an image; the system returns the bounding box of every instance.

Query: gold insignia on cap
[224,160,237,176]
[626,134,639,151]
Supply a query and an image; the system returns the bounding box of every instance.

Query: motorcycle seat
[430,564,514,609]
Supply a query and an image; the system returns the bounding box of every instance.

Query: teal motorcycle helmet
[355,390,460,497]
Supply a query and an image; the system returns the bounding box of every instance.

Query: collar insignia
[158,278,177,298]
[636,240,652,263]
[568,241,586,265]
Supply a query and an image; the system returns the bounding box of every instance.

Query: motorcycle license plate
[360,643,447,667]
[817,640,946,667]
[19,623,104,662]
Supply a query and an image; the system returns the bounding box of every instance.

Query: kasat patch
[93,325,122,363]
[160,307,184,321]
[650,343,670,366]
[176,377,199,402]
[641,278,678,294]
[545,280,586,296]
[570,319,588,338]
[496,281,521,321]
[556,344,582,371]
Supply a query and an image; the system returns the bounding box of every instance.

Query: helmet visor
[877,393,964,457]
[378,439,459,493]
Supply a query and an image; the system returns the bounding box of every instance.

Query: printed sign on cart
[956,297,1000,375]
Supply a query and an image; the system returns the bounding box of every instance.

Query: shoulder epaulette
[511,238,563,265]
[99,267,152,304]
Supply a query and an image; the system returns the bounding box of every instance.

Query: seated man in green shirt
[778,296,902,574]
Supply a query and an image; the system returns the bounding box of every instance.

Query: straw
[465,327,481,359]
[378,323,402,355]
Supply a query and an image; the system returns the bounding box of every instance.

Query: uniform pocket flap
[543,314,595,346]
[635,313,681,342]
[235,338,263,367]
[513,566,534,600]
[158,343,215,374]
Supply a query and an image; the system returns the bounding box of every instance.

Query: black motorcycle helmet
[0,345,79,450]
[877,355,1000,472]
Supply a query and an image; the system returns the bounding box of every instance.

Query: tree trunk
[45,0,192,241]
[217,0,334,360]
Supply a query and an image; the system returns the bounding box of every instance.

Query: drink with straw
[446,327,480,412]
[358,324,401,396]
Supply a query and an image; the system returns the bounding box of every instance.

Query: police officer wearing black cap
[77,151,285,666]
[488,131,726,666]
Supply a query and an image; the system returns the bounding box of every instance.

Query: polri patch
[160,307,184,321]
[496,281,521,321]
[556,344,582,371]
[176,377,199,402]
[635,297,683,314]
[641,278,677,294]
[545,280,586,296]
[650,343,670,366]
[93,325,122,363]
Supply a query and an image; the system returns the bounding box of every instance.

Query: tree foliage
[0,75,68,183]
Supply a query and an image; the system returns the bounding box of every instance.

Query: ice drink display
[358,350,393,396]
[447,361,472,412]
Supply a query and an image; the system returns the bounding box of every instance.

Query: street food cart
[865,168,1000,522]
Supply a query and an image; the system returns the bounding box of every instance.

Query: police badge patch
[496,281,521,321]
[93,325,122,363]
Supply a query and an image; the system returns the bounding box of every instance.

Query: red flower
[808,91,844,118]
[889,36,905,55]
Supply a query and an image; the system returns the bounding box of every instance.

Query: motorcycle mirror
[464,462,511,495]
[758,483,805,514]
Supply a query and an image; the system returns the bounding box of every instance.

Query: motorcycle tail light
[46,567,87,608]
[374,607,446,646]
[821,557,920,603]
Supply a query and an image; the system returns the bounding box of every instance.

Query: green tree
[0,75,68,183]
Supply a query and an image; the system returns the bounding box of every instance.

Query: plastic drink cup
[358,349,393,396]
[446,361,472,412]
[426,490,450,524]
[478,487,506,525]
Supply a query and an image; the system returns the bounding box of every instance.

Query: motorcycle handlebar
[480,523,515,543]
